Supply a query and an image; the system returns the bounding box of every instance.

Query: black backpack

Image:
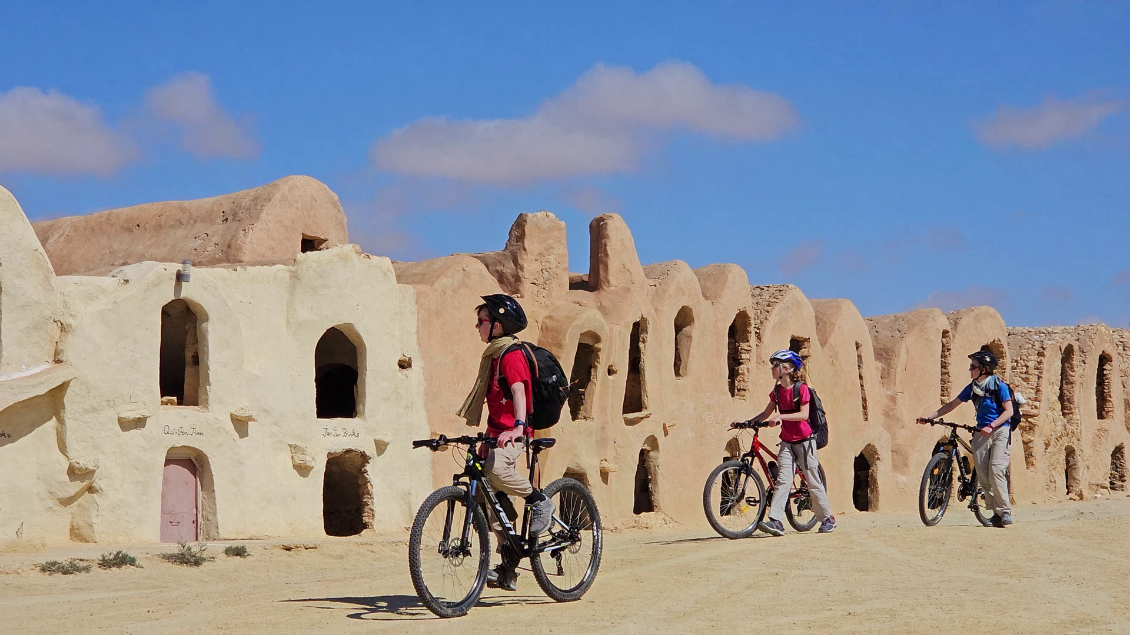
[783,384,829,450]
[497,342,569,430]
[970,377,1024,431]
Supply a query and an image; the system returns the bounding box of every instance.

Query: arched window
[568,332,601,421]
[1059,345,1076,419]
[673,307,694,378]
[727,311,752,398]
[623,319,647,414]
[856,342,869,421]
[1097,352,1113,420]
[316,326,363,419]
[160,300,205,407]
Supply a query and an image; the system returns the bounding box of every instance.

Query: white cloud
[372,61,799,185]
[0,87,136,175]
[144,72,258,159]
[913,286,1007,313]
[778,240,823,276]
[973,94,1124,150]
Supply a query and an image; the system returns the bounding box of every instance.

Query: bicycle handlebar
[731,419,769,430]
[919,418,979,433]
[411,433,498,451]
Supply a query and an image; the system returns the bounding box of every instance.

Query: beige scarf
[457,335,519,427]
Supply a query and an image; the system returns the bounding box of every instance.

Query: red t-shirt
[486,348,533,438]
[771,383,812,443]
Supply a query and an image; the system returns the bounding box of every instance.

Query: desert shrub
[98,550,141,569]
[223,544,250,558]
[39,559,92,575]
[158,542,214,567]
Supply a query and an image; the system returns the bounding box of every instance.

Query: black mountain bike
[409,433,602,618]
[918,419,1000,527]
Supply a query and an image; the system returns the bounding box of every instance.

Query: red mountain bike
[703,420,826,539]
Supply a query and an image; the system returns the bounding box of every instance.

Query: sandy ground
[3,497,1129,634]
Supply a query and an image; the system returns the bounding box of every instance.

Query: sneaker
[1001,512,1013,525]
[528,496,555,536]
[758,518,785,536]
[486,565,519,591]
[989,514,1005,528]
[818,516,837,533]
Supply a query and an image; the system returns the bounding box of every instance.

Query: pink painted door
[161,458,198,543]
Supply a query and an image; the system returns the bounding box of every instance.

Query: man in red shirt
[456,294,554,591]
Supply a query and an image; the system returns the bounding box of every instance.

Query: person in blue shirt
[918,350,1014,527]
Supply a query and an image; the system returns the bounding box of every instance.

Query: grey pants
[971,425,1011,516]
[768,438,832,523]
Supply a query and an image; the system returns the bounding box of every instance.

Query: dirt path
[3,498,1129,633]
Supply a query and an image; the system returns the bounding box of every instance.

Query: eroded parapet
[469,211,568,308]
[33,175,349,276]
[588,214,646,292]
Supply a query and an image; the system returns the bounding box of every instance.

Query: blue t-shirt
[957,378,1012,428]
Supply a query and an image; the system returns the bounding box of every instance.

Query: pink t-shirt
[771,383,813,442]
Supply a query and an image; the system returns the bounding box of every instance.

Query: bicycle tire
[919,453,953,526]
[785,464,825,532]
[530,478,602,602]
[971,467,1010,527]
[408,486,490,618]
[702,461,766,539]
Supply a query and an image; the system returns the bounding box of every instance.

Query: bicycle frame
[738,427,814,497]
[937,427,980,506]
[443,438,574,561]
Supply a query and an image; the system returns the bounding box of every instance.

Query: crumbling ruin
[2,176,1128,546]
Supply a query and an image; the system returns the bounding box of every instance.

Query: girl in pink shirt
[740,349,835,535]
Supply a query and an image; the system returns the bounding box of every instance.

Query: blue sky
[1,1,1127,327]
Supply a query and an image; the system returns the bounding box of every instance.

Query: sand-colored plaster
[33,176,349,277]
[4,179,1130,546]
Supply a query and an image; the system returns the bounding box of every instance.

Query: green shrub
[158,542,215,567]
[223,544,250,558]
[39,559,92,575]
[98,550,141,569]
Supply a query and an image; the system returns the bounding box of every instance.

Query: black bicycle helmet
[479,294,528,336]
[968,350,998,373]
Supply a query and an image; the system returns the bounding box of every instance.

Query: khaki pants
[971,425,1011,516]
[768,438,832,523]
[481,439,533,555]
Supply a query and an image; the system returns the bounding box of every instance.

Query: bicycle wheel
[785,465,825,532]
[530,478,602,602]
[703,461,766,539]
[408,486,490,618]
[918,453,953,526]
[971,467,1010,527]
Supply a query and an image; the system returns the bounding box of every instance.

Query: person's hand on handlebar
[496,423,525,448]
[917,411,939,425]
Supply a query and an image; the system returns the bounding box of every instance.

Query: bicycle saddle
[530,438,556,451]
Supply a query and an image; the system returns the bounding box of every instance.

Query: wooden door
[161,458,198,543]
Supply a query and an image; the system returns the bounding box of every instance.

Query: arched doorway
[160,448,217,542]
[633,436,660,514]
[852,445,880,512]
[323,449,373,536]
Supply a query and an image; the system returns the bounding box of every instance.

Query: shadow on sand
[282,593,552,621]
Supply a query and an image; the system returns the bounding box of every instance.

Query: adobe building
[1,176,1127,547]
